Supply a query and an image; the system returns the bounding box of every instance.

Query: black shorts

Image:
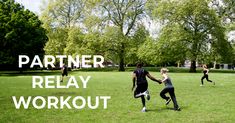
[134,82,148,96]
[62,72,68,76]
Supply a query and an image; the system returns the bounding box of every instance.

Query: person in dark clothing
[159,68,180,111]
[132,63,161,112]
[201,65,215,86]
[61,63,68,82]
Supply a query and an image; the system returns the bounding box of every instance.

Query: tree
[41,0,86,28]
[93,0,147,71]
[43,28,68,55]
[211,0,235,65]
[148,0,232,72]
[0,0,47,70]
[211,0,235,26]
[100,26,127,65]
[138,24,188,66]
[126,24,150,65]
[41,0,86,56]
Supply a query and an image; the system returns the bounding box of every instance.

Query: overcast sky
[15,0,46,15]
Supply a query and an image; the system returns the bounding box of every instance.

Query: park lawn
[0,72,235,123]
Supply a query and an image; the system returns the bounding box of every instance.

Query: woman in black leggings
[201,65,215,86]
[159,68,180,111]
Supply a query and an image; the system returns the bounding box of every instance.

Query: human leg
[168,88,180,110]
[160,88,171,105]
[201,75,206,85]
[205,75,212,82]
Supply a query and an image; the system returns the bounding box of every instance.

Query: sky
[15,0,46,15]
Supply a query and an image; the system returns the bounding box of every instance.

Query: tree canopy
[0,0,47,70]
[145,0,233,72]
[2,0,234,71]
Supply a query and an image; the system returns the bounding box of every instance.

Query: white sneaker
[142,91,147,95]
[200,84,204,87]
[135,93,144,97]
[136,90,150,99]
[141,107,146,112]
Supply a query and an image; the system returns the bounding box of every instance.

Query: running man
[132,63,161,112]
[201,65,215,86]
[61,63,68,82]
[159,68,180,111]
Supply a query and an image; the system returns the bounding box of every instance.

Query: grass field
[0,71,235,123]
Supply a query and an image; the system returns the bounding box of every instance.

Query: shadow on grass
[147,106,188,112]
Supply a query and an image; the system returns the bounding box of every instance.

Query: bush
[73,67,235,73]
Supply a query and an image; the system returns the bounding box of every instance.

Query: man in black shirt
[132,63,161,112]
[61,63,68,82]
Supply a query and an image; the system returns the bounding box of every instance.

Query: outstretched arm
[206,69,209,74]
[132,73,136,91]
[147,74,162,84]
[161,74,168,83]
[61,67,64,73]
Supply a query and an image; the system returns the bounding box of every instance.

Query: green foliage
[40,0,234,72]
[92,0,147,71]
[41,0,153,71]
[99,26,127,64]
[137,37,159,64]
[146,0,233,72]
[40,0,86,28]
[126,25,150,64]
[41,0,86,56]
[212,0,235,25]
[0,0,47,69]
[138,24,188,65]
[211,0,235,63]
[44,28,68,55]
[65,28,85,55]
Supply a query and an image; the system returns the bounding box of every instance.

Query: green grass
[0,72,235,123]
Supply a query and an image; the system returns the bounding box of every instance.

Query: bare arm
[206,69,209,74]
[61,67,64,72]
[132,73,136,91]
[161,74,168,83]
[147,73,161,84]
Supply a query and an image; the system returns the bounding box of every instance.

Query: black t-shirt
[62,65,68,73]
[133,68,149,84]
[203,69,207,75]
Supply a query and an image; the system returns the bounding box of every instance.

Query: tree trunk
[213,61,216,69]
[119,55,125,71]
[189,60,196,72]
[119,44,125,71]
[177,61,180,68]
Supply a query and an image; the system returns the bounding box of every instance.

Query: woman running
[201,65,215,86]
[159,68,180,111]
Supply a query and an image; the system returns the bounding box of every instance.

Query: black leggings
[134,83,148,107]
[160,87,179,109]
[134,95,145,107]
[201,74,212,85]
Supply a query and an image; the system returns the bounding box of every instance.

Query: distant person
[159,68,180,111]
[201,65,214,86]
[61,63,68,82]
[132,63,161,112]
